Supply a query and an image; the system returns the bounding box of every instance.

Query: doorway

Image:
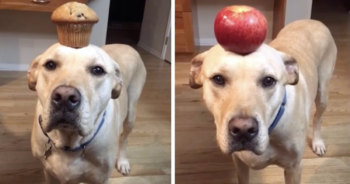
[162,10,172,63]
[106,0,146,45]
[105,0,171,61]
[164,30,171,62]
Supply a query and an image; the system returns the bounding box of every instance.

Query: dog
[27,43,147,184]
[189,19,337,183]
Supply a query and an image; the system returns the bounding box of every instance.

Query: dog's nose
[229,117,259,141]
[51,86,81,110]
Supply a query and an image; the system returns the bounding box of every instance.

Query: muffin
[51,2,99,48]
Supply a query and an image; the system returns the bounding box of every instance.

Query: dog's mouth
[45,110,83,135]
[52,121,77,130]
[227,140,263,155]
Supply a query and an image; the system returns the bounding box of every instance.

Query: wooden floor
[175,2,350,184]
[0,47,171,184]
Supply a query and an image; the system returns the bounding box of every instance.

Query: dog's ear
[111,62,123,99]
[189,51,208,89]
[27,55,42,91]
[278,51,299,85]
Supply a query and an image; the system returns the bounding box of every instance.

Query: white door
[164,30,171,62]
[138,0,171,58]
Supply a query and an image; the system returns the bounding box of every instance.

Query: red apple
[214,5,267,55]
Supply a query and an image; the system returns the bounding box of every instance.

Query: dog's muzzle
[227,116,260,154]
[47,85,81,131]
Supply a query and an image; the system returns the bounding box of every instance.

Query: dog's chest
[236,144,299,170]
[236,151,273,170]
[42,153,111,184]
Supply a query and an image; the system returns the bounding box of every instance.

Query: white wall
[192,0,313,46]
[138,0,171,59]
[0,0,111,71]
[87,0,111,46]
[285,0,313,25]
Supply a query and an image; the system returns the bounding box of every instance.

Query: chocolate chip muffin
[51,1,99,48]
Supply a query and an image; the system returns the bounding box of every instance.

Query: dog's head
[189,44,298,155]
[27,43,123,136]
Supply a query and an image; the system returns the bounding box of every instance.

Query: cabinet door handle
[31,0,50,4]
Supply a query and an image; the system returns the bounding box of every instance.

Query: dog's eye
[91,66,105,76]
[262,77,276,87]
[44,61,57,71]
[212,75,225,86]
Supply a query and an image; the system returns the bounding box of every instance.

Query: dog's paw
[312,138,326,156]
[117,158,130,176]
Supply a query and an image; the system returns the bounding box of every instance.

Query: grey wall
[0,0,111,71]
[285,0,313,25]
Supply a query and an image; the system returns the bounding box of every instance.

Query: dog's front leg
[232,154,249,184]
[284,163,302,184]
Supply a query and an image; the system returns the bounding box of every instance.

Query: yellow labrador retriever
[27,43,146,184]
[189,19,337,183]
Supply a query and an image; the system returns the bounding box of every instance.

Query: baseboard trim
[137,42,162,59]
[0,63,30,71]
